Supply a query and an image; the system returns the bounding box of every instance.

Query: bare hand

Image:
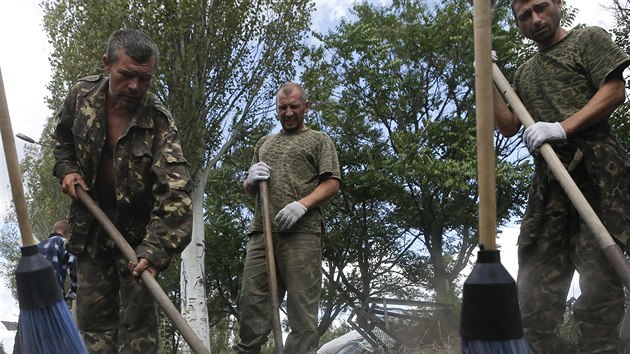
[128,258,158,283]
[61,172,89,199]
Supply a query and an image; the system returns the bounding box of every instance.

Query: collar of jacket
[82,75,156,130]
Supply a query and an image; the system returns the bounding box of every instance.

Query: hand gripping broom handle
[75,187,211,354]
[492,63,630,288]
[259,180,284,353]
[0,67,36,247]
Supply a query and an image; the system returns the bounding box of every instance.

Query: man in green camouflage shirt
[52,29,193,354]
[232,82,341,353]
[493,1,630,353]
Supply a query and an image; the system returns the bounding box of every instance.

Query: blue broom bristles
[462,338,532,354]
[15,245,88,354]
[18,301,88,354]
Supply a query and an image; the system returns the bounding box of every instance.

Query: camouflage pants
[76,226,158,354]
[517,179,624,354]
[232,232,322,353]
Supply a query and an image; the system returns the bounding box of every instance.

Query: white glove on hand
[523,122,567,151]
[246,162,270,186]
[275,201,307,231]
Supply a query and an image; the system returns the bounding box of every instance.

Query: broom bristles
[15,245,88,354]
[462,338,532,353]
[18,301,88,354]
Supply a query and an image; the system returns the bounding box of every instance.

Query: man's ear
[102,55,110,72]
[304,100,310,112]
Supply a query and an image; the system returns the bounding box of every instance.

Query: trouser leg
[232,233,273,353]
[573,224,624,354]
[116,248,158,354]
[76,246,119,354]
[517,227,575,354]
[277,233,322,353]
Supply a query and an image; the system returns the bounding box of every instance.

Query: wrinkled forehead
[276,91,305,106]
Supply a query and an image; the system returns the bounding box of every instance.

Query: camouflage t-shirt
[514,27,630,246]
[514,27,629,123]
[248,128,341,234]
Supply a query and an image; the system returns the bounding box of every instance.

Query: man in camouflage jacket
[52,29,193,354]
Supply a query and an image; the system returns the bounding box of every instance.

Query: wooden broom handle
[492,63,630,288]
[259,180,284,353]
[0,66,36,247]
[76,187,211,354]
[473,0,496,250]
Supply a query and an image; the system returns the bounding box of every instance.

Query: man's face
[103,49,156,110]
[276,90,309,134]
[513,0,563,49]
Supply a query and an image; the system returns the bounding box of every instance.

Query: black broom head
[15,244,64,309]
[460,249,523,340]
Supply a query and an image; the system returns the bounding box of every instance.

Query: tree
[301,0,532,333]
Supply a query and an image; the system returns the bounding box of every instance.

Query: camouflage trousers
[75,225,158,354]
[232,232,322,353]
[517,179,624,354]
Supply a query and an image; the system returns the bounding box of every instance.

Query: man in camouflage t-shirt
[232,82,341,353]
[52,29,193,353]
[493,1,630,353]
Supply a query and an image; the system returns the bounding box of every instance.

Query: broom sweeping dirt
[74,186,212,354]
[0,67,88,353]
[459,0,532,352]
[492,63,630,350]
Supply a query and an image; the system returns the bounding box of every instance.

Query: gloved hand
[275,201,307,231]
[473,50,498,68]
[523,122,566,151]
[246,162,270,186]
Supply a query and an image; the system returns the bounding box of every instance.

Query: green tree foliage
[302,0,532,328]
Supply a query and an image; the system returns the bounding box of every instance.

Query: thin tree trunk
[180,168,212,353]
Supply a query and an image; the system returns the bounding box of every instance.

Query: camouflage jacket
[51,75,193,271]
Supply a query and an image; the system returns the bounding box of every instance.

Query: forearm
[493,86,521,137]
[298,178,341,210]
[560,78,626,136]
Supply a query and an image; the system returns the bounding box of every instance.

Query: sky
[0,0,620,351]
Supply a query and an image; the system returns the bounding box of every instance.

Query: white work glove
[275,201,307,231]
[473,50,498,68]
[523,122,567,151]
[246,162,270,186]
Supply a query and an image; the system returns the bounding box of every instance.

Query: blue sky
[0,0,619,350]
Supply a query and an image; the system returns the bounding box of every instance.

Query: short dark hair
[106,29,159,68]
[276,82,307,103]
[52,220,70,235]
[511,0,560,19]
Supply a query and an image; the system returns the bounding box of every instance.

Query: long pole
[259,180,284,353]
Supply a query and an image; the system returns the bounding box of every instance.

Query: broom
[0,67,88,353]
[459,0,532,352]
[259,180,284,353]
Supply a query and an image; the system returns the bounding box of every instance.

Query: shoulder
[70,75,104,91]
[146,93,178,132]
[575,26,610,40]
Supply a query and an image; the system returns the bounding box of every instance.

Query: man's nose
[128,78,139,91]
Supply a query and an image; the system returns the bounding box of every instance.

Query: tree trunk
[180,168,211,353]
